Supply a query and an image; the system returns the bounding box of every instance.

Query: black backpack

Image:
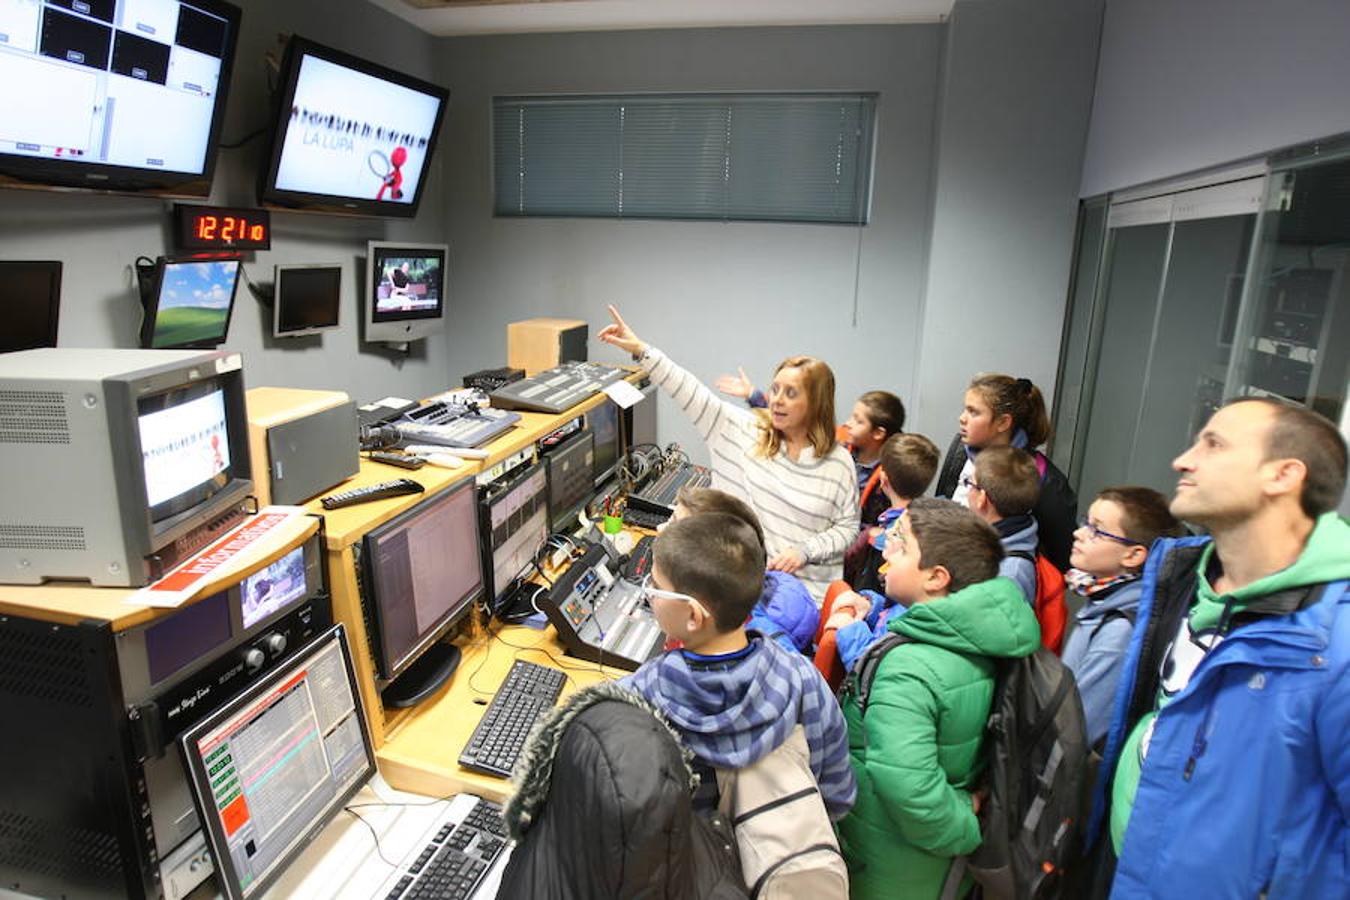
[850,636,1092,900]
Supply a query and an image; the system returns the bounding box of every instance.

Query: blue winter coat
[994,514,1038,606]
[1096,537,1350,899]
[747,570,819,653]
[1059,578,1141,746]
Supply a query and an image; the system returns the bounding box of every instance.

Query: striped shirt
[642,347,859,604]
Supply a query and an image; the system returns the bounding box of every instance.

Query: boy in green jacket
[838,498,1041,900]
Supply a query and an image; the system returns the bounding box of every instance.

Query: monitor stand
[381,642,462,709]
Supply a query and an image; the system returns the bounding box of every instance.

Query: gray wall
[1080,0,1350,196]
[0,0,456,402]
[917,0,1104,446]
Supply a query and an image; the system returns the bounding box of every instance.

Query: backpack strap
[1090,607,1136,641]
[851,632,911,714]
[1007,550,1034,562]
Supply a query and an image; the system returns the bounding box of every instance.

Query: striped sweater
[641,347,859,604]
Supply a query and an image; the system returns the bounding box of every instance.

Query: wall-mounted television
[139,256,242,349]
[0,260,62,352]
[0,0,241,197]
[273,263,341,338]
[257,37,448,218]
[364,241,446,345]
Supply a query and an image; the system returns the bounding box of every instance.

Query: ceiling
[364,0,954,37]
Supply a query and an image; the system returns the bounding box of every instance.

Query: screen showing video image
[372,252,440,317]
[241,546,307,629]
[148,258,239,348]
[138,387,230,508]
[272,53,442,205]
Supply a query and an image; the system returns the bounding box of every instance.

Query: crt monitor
[588,399,623,487]
[257,36,448,218]
[140,256,242,349]
[359,476,483,706]
[0,260,61,352]
[273,264,341,338]
[179,624,375,900]
[546,429,595,531]
[478,460,549,605]
[0,348,253,586]
[0,0,241,196]
[364,241,446,344]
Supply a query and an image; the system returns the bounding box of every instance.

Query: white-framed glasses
[641,574,712,620]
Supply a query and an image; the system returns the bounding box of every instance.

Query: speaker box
[507,317,588,375]
[246,387,359,505]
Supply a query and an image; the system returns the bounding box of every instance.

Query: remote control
[368,451,426,470]
[321,478,425,510]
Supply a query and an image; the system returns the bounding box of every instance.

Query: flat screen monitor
[273,264,341,338]
[546,429,595,531]
[588,400,622,487]
[140,256,241,349]
[364,241,446,344]
[360,476,482,691]
[258,36,448,218]
[179,624,375,900]
[0,260,61,352]
[0,0,241,196]
[479,460,549,603]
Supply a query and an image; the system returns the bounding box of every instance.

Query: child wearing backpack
[1060,486,1182,746]
[837,498,1040,900]
[622,512,856,820]
[964,446,1042,604]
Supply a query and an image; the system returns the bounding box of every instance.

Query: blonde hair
[753,356,837,459]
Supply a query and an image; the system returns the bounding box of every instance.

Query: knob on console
[242,647,266,674]
[264,633,287,657]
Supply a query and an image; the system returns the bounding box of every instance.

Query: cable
[219,125,268,150]
[340,807,407,867]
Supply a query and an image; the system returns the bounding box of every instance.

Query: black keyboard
[622,506,670,530]
[458,660,566,777]
[628,463,712,514]
[622,534,655,582]
[383,798,508,900]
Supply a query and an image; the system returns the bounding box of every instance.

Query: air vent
[0,390,70,444]
[0,626,94,708]
[0,811,124,880]
[0,524,86,551]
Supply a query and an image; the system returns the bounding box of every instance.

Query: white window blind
[493,93,877,224]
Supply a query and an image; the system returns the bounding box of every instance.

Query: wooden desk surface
[376,620,628,802]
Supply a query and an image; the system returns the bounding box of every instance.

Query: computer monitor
[257,36,448,218]
[273,264,341,338]
[0,260,61,352]
[478,460,549,605]
[0,348,253,586]
[546,429,595,532]
[139,256,242,349]
[359,476,483,706]
[364,241,446,345]
[178,624,375,900]
[587,400,623,487]
[0,0,241,197]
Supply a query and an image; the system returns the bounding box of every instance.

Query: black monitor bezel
[0,0,242,198]
[0,260,62,352]
[546,429,595,532]
[257,36,449,218]
[477,459,549,603]
[359,477,483,682]
[139,254,242,350]
[272,263,342,338]
[367,243,446,324]
[177,623,376,900]
[587,399,623,488]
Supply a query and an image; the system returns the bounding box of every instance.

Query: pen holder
[603,515,624,534]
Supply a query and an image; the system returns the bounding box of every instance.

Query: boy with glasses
[1060,487,1182,746]
[622,512,856,820]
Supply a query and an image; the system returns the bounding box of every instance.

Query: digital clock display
[173,204,272,252]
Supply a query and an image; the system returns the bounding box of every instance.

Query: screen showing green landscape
[150,260,240,348]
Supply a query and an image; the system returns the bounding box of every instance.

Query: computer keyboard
[489,362,627,414]
[379,797,508,900]
[621,506,670,531]
[395,402,521,449]
[458,660,566,777]
[628,463,712,515]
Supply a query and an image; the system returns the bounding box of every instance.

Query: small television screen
[273,264,341,337]
[137,377,238,525]
[0,260,62,352]
[479,460,549,603]
[0,0,241,196]
[240,545,308,628]
[588,400,622,487]
[547,429,595,531]
[364,241,446,343]
[140,256,241,349]
[258,37,448,218]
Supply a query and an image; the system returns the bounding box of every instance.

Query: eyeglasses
[960,475,984,493]
[641,574,712,620]
[881,519,909,555]
[1076,515,1136,546]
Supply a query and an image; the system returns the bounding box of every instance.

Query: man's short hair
[880,433,939,499]
[1097,486,1186,559]
[652,512,766,632]
[905,497,1004,593]
[858,390,906,437]
[972,446,1041,517]
[1228,398,1348,518]
[674,486,765,548]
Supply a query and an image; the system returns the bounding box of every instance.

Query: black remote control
[368,451,426,470]
[321,478,425,510]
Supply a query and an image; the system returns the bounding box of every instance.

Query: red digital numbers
[196,215,218,240]
[177,205,270,251]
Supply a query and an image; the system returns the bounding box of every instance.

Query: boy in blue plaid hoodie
[623,512,857,819]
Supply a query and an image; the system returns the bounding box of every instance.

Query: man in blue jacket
[1091,398,1349,898]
